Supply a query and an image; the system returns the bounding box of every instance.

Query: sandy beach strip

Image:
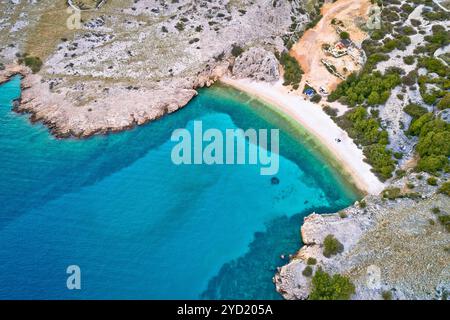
[220,76,385,195]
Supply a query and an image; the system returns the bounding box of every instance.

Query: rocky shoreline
[0,0,305,139]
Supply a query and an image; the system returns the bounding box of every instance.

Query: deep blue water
[0,76,358,299]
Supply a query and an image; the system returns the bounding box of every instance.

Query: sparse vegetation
[427,177,438,186]
[382,187,402,200]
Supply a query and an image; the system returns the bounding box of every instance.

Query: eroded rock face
[275,173,450,300]
[232,47,280,82]
[0,0,307,138]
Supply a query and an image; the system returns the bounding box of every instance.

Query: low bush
[382,291,393,300]
[427,177,438,186]
[278,51,303,87]
[382,187,402,200]
[21,56,43,73]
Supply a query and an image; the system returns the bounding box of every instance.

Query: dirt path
[291,0,372,92]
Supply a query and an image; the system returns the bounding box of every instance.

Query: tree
[340,31,350,40]
[309,268,355,300]
[323,235,344,258]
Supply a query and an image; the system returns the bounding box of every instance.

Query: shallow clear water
[0,76,358,299]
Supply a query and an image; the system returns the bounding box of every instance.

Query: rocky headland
[0,0,309,138]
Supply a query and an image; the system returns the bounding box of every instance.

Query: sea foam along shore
[221,76,385,195]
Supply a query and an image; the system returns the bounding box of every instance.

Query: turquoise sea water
[0,76,358,299]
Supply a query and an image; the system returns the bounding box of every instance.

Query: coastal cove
[0,76,359,299]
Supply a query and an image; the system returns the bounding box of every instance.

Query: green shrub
[323,235,344,258]
[328,71,400,107]
[432,207,441,214]
[307,257,317,265]
[404,103,427,120]
[231,44,244,57]
[340,31,350,40]
[323,105,338,117]
[382,291,393,300]
[394,152,403,160]
[438,215,450,232]
[405,192,421,200]
[418,57,448,77]
[278,51,303,87]
[382,187,402,200]
[175,22,185,31]
[396,169,406,178]
[311,94,322,103]
[408,114,450,174]
[359,199,367,208]
[22,56,43,73]
[335,107,395,180]
[403,56,415,65]
[437,93,450,110]
[302,266,313,277]
[309,268,355,300]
